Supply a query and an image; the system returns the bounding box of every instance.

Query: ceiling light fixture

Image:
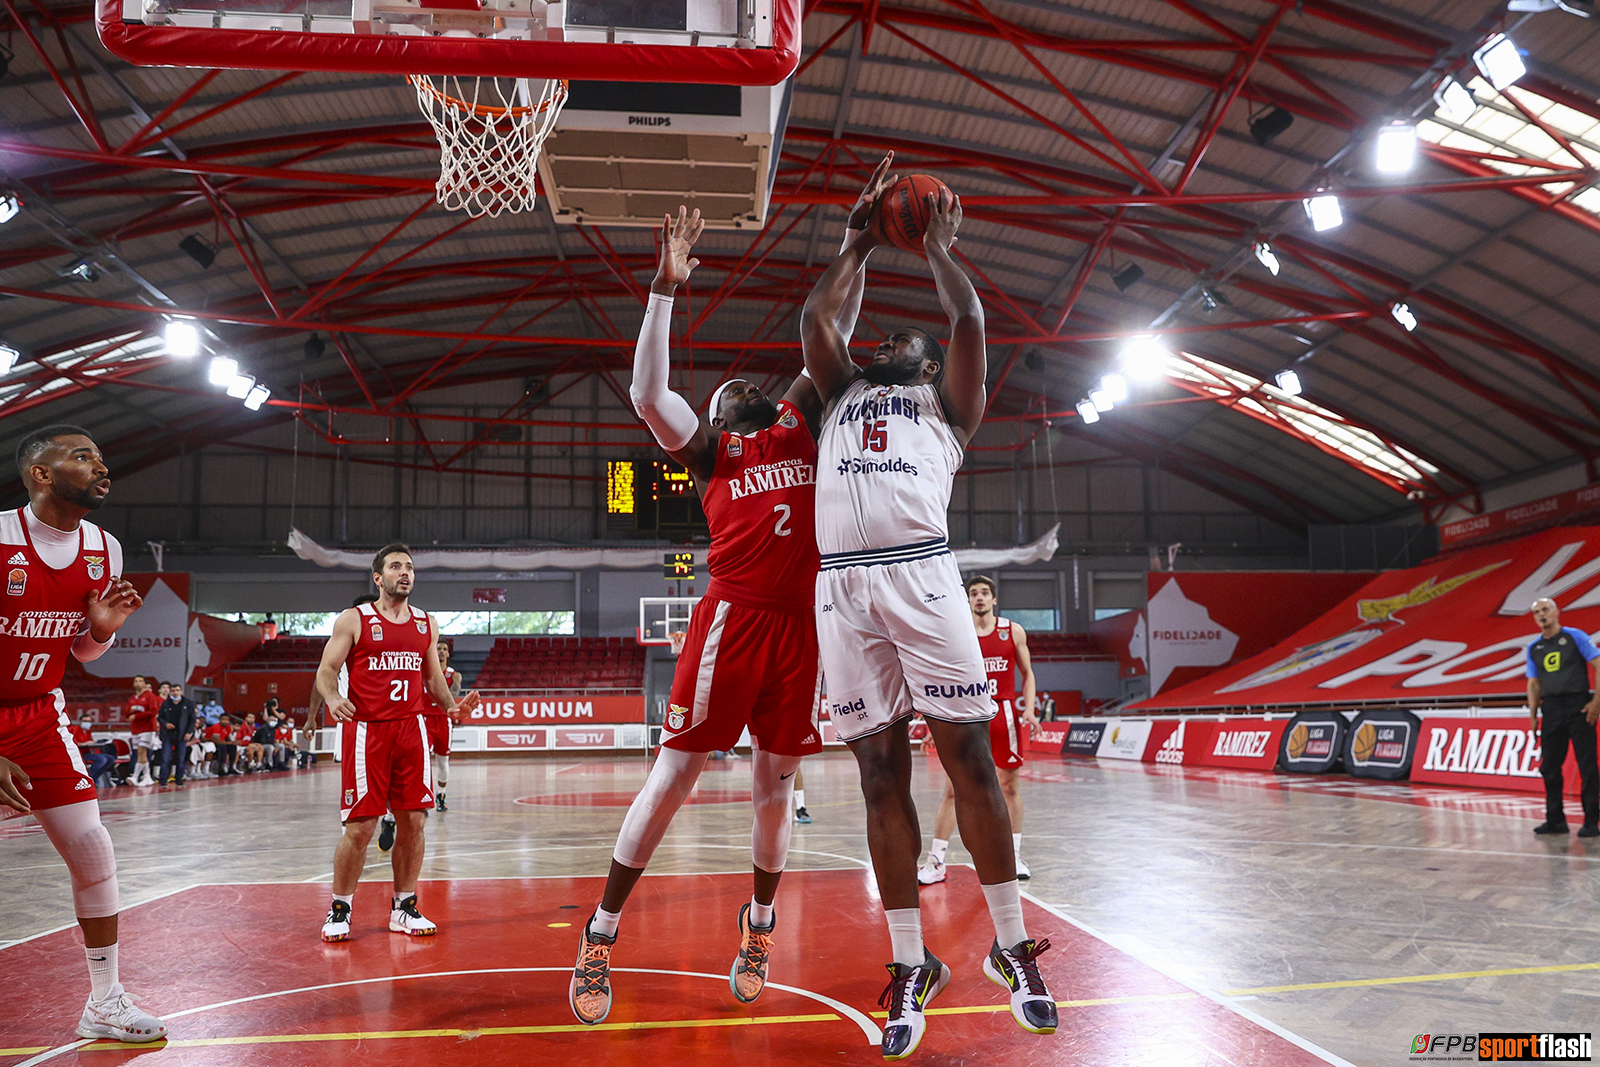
[1100,373,1128,403]
[1254,241,1281,275]
[1473,34,1526,90]
[1075,399,1100,424]
[1120,336,1171,380]
[164,321,200,358]
[1433,78,1477,122]
[0,344,18,375]
[208,356,238,386]
[244,383,271,411]
[1303,193,1344,232]
[226,373,255,399]
[1374,121,1418,174]
[1089,388,1114,413]
[0,194,18,225]
[1391,303,1419,331]
[1274,369,1303,395]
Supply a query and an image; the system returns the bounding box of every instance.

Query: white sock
[981,880,1028,948]
[929,838,948,864]
[85,942,120,1001]
[332,893,353,908]
[591,905,621,938]
[1012,832,1022,856]
[885,907,923,967]
[749,897,775,928]
[382,813,395,826]
[393,893,414,909]
[793,789,806,810]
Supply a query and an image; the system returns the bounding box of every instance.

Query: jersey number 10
[13,652,49,682]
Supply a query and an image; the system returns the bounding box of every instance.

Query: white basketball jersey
[816,377,964,557]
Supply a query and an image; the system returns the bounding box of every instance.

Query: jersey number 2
[772,504,792,537]
[389,679,411,702]
[861,419,888,452]
[13,652,48,682]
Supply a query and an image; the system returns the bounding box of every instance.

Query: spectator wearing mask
[274,715,300,770]
[201,697,225,728]
[157,683,196,786]
[125,676,160,787]
[255,713,282,771]
[69,714,115,787]
[240,713,267,771]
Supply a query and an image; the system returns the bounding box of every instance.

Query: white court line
[13,966,881,1066]
[1019,888,1361,1067]
[301,841,870,882]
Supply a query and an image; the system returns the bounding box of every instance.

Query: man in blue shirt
[1525,598,1600,837]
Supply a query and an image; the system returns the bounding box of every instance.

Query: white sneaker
[389,896,437,936]
[321,900,352,942]
[917,855,947,886]
[1015,855,1031,880]
[77,991,167,1043]
[879,950,950,1060]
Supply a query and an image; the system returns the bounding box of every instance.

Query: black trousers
[1540,692,1599,826]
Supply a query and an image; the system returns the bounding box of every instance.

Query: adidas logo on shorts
[7,552,26,566]
[75,779,93,790]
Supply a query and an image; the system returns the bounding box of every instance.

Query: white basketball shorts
[815,541,993,743]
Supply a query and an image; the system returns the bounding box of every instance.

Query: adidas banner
[1279,710,1347,774]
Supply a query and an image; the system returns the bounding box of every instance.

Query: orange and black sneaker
[569,916,616,1025]
[729,903,775,1003]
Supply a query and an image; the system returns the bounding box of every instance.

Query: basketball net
[408,75,567,218]
[667,630,688,656]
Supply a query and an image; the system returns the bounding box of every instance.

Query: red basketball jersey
[977,617,1018,702]
[345,601,434,721]
[426,665,458,714]
[700,400,819,611]
[127,690,160,734]
[0,508,118,702]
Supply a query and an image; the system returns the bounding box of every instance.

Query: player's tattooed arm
[922,192,986,444]
[633,207,717,481]
[316,609,360,723]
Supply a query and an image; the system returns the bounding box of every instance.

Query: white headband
[708,378,752,420]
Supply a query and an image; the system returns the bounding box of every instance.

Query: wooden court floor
[5,750,1598,1067]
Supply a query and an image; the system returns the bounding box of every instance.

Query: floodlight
[0,344,17,375]
[1473,34,1525,90]
[244,383,271,410]
[1374,122,1417,174]
[226,373,255,399]
[1076,399,1100,424]
[164,321,199,357]
[1254,241,1281,275]
[1120,335,1171,380]
[208,356,238,385]
[0,194,17,225]
[1433,78,1477,123]
[1391,303,1418,332]
[1303,193,1343,232]
[1274,369,1303,396]
[1100,373,1128,403]
[1249,106,1294,147]
[1090,388,1114,413]
[1111,263,1144,291]
[179,234,217,269]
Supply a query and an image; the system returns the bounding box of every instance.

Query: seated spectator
[240,712,267,771]
[205,718,238,777]
[201,696,226,728]
[273,715,300,770]
[69,714,115,787]
[256,712,284,771]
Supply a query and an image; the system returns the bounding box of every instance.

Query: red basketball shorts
[989,698,1026,770]
[340,716,433,822]
[0,692,96,811]
[664,597,823,756]
[423,713,451,756]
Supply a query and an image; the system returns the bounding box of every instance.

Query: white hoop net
[667,630,688,656]
[407,75,568,218]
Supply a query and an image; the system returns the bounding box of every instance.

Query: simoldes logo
[1212,730,1271,759]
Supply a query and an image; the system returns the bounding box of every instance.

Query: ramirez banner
[1133,526,1600,709]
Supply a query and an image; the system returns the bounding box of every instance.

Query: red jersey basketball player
[919,575,1038,886]
[0,425,165,1044]
[313,543,478,942]
[422,638,461,812]
[569,204,868,1026]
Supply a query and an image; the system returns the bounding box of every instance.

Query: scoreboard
[615,459,707,536]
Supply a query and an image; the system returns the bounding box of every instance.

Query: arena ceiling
[1,0,1598,537]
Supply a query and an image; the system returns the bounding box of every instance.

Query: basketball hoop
[667,631,689,656]
[407,75,568,218]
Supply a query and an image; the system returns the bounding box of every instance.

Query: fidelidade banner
[1133,526,1600,710]
[1279,710,1346,774]
[1343,709,1422,781]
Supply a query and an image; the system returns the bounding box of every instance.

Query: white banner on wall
[83,575,188,684]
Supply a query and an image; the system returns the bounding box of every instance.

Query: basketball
[872,174,953,251]
[1352,722,1378,762]
[1287,723,1309,759]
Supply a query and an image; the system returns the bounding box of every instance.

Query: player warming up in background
[425,637,461,812]
[314,544,477,942]
[801,157,1057,1059]
[920,575,1038,885]
[568,206,833,1026]
[0,425,165,1044]
[124,675,159,787]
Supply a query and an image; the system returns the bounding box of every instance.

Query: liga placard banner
[465,694,644,724]
[1343,709,1422,781]
[1134,526,1600,710]
[1410,716,1582,795]
[1198,717,1289,770]
[1279,710,1346,774]
[1095,720,1153,761]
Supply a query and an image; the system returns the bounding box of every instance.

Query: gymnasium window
[233,610,575,635]
[0,331,166,406]
[1417,77,1600,220]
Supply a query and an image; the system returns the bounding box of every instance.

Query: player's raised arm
[315,609,360,722]
[922,192,986,444]
[630,208,717,479]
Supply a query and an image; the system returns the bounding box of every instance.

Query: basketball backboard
[97,0,801,82]
[638,596,699,651]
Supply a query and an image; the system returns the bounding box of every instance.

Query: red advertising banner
[1144,719,1216,765]
[1197,717,1290,770]
[1089,611,1146,679]
[1440,483,1600,549]
[554,726,618,748]
[189,614,263,685]
[485,727,548,750]
[1410,716,1583,795]
[1145,572,1374,695]
[466,695,644,725]
[1027,723,1069,755]
[1134,526,1600,710]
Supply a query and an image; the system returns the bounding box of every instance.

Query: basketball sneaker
[321,900,352,942]
[983,937,1057,1034]
[793,806,812,824]
[570,917,616,1025]
[389,895,436,936]
[435,791,447,813]
[77,991,166,1043]
[878,950,950,1060]
[1015,855,1031,880]
[730,903,775,1003]
[377,815,396,852]
[916,855,946,885]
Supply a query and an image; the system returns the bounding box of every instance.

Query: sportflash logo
[1409,1032,1591,1061]
[837,457,919,477]
[367,651,423,672]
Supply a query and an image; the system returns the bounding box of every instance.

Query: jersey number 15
[861,420,888,452]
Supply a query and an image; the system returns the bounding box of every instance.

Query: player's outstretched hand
[452,690,482,723]
[922,189,962,253]
[654,206,704,292]
[327,697,358,723]
[83,579,142,641]
[0,757,33,814]
[847,152,898,233]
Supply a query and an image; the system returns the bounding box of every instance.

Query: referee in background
[1525,598,1600,837]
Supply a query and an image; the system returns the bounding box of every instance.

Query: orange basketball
[872,174,953,251]
[1352,722,1378,762]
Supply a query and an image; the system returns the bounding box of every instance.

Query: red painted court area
[6,870,1334,1066]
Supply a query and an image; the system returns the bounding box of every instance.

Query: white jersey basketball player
[800,154,1056,1060]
